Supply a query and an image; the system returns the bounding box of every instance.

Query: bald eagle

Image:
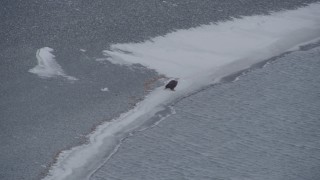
[165,80,178,91]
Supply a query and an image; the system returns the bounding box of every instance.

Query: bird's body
[165,80,178,90]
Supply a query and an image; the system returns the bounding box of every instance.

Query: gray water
[1,0,320,180]
[91,44,320,180]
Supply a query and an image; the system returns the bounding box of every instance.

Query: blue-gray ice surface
[90,46,320,180]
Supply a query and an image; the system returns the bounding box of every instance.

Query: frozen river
[1,0,320,180]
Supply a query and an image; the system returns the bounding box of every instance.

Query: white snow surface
[43,3,320,180]
[100,87,109,92]
[104,3,320,78]
[29,47,78,80]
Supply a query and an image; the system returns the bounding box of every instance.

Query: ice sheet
[103,3,320,79]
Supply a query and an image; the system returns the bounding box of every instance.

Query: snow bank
[29,47,78,80]
[43,3,320,180]
[103,3,320,79]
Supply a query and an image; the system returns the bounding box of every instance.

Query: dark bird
[165,80,178,91]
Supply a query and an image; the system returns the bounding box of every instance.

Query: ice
[100,87,109,92]
[42,3,320,180]
[29,47,78,80]
[103,3,320,79]
[91,46,320,180]
[43,86,187,180]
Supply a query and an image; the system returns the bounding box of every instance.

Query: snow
[29,47,78,80]
[43,3,320,180]
[92,46,320,180]
[100,87,109,92]
[103,3,320,79]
